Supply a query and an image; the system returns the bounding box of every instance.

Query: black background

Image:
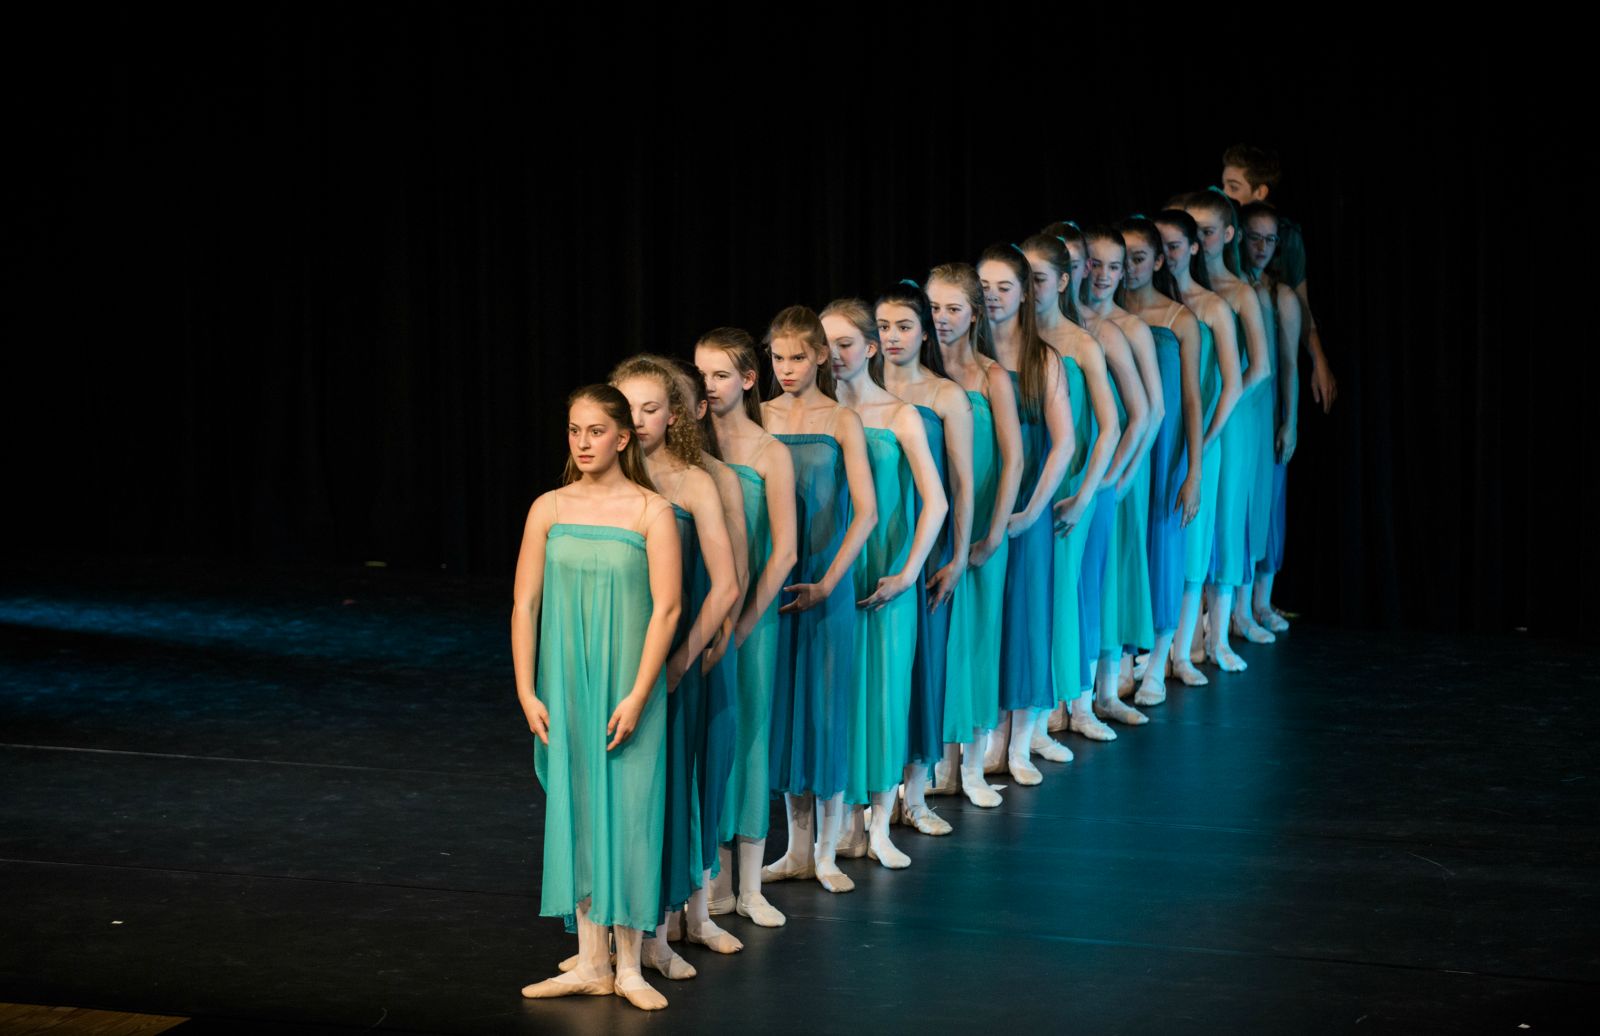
[8,9,1592,637]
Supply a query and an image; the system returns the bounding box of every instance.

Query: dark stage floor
[2,559,1597,1035]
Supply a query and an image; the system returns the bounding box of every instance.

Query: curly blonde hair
[610,353,704,468]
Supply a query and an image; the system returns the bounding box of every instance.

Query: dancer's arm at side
[610,500,683,750]
[511,492,555,742]
[735,441,798,645]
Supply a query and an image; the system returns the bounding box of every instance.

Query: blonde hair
[609,353,704,468]
[820,297,883,388]
[765,305,836,400]
[695,326,763,424]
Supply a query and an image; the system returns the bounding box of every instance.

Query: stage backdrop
[9,10,1592,638]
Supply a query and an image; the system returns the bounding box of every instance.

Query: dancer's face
[1065,241,1087,295]
[1086,240,1125,304]
[927,280,975,348]
[823,313,874,383]
[1157,223,1197,279]
[614,374,673,455]
[1024,250,1068,319]
[1220,165,1266,205]
[1242,214,1279,274]
[567,399,627,475]
[1123,235,1161,292]
[770,334,819,396]
[1187,208,1232,260]
[695,345,752,418]
[977,260,1023,325]
[876,303,925,368]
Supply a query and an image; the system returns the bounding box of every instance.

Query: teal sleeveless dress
[1211,311,1256,588]
[1146,322,1186,633]
[1244,287,1278,585]
[770,434,854,800]
[535,522,667,934]
[1115,342,1156,652]
[1261,318,1294,577]
[1051,353,1094,699]
[660,504,707,915]
[1183,319,1223,586]
[695,542,737,875]
[720,460,778,843]
[1079,373,1126,663]
[998,371,1056,713]
[943,388,1007,741]
[907,405,952,766]
[846,426,916,803]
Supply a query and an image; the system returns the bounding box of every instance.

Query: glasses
[1244,232,1279,248]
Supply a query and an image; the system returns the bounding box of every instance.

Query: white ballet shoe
[1260,608,1290,633]
[1007,753,1042,786]
[735,892,787,927]
[1030,730,1073,763]
[1132,652,1151,680]
[928,759,960,795]
[1094,698,1149,726]
[1045,703,1070,733]
[1209,644,1248,672]
[1117,671,1136,699]
[707,893,735,916]
[959,765,1003,808]
[1170,659,1209,686]
[982,732,1006,774]
[1232,614,1275,644]
[640,942,697,980]
[903,803,953,836]
[685,921,743,954]
[867,832,912,869]
[1133,677,1167,708]
[522,971,614,998]
[1069,706,1118,742]
[614,972,667,1011]
[814,861,855,893]
[835,825,869,859]
[761,853,815,883]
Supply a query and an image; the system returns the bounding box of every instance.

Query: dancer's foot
[614,972,667,1011]
[814,858,855,893]
[735,892,786,927]
[929,759,960,795]
[1030,729,1074,763]
[1094,698,1149,726]
[1259,607,1289,633]
[959,764,1003,808]
[685,919,743,954]
[640,942,696,981]
[1232,613,1276,644]
[1132,652,1151,680]
[1170,659,1209,686]
[903,803,953,836]
[1117,670,1136,700]
[1209,643,1248,672]
[760,852,814,883]
[1133,676,1167,708]
[1045,702,1070,733]
[1008,753,1042,786]
[835,823,868,859]
[1069,703,1118,742]
[707,893,735,916]
[982,730,1006,774]
[867,831,912,869]
[522,971,614,998]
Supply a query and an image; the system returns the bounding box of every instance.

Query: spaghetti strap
[1164,301,1183,330]
[552,490,561,523]
[631,490,654,534]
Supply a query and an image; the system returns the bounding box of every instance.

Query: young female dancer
[695,328,798,928]
[977,244,1075,782]
[1238,202,1302,633]
[1083,226,1164,705]
[1183,191,1271,669]
[1155,208,1244,685]
[826,297,949,867]
[1118,217,1203,705]
[925,262,1021,807]
[760,305,878,895]
[610,355,741,979]
[1020,232,1119,748]
[514,384,680,1012]
[1070,230,1151,729]
[876,281,974,833]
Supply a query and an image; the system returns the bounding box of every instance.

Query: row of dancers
[511,153,1335,1010]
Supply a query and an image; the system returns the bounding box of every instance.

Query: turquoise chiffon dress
[720,459,778,843]
[1079,373,1126,665]
[1146,321,1186,634]
[769,434,855,800]
[660,504,708,917]
[1182,320,1224,587]
[943,388,1007,742]
[846,426,916,804]
[535,520,667,934]
[907,405,952,766]
[1243,290,1277,587]
[1211,312,1257,588]
[1051,353,1094,699]
[998,371,1055,713]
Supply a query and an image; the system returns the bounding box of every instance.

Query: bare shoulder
[936,378,972,415]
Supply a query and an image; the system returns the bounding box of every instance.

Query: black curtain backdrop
[9,10,1593,638]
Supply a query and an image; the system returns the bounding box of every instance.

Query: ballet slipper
[1209,643,1248,672]
[1094,697,1148,725]
[836,808,868,858]
[1231,613,1275,644]
[903,803,953,836]
[928,758,961,795]
[1132,652,1151,680]
[1260,608,1290,633]
[735,892,787,927]
[814,862,855,893]
[685,920,743,954]
[1170,659,1209,686]
[522,971,615,998]
[1068,699,1117,741]
[761,853,815,883]
[959,764,1003,807]
[1007,753,1042,786]
[982,730,1007,774]
[1031,729,1073,763]
[707,893,736,916]
[640,941,697,980]
[1117,671,1136,700]
[866,833,912,869]
[614,972,667,1011]
[1045,702,1070,733]
[1133,676,1167,708]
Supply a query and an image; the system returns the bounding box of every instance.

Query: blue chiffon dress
[943,389,1007,741]
[1146,320,1186,634]
[998,371,1055,713]
[1051,353,1094,699]
[907,405,952,766]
